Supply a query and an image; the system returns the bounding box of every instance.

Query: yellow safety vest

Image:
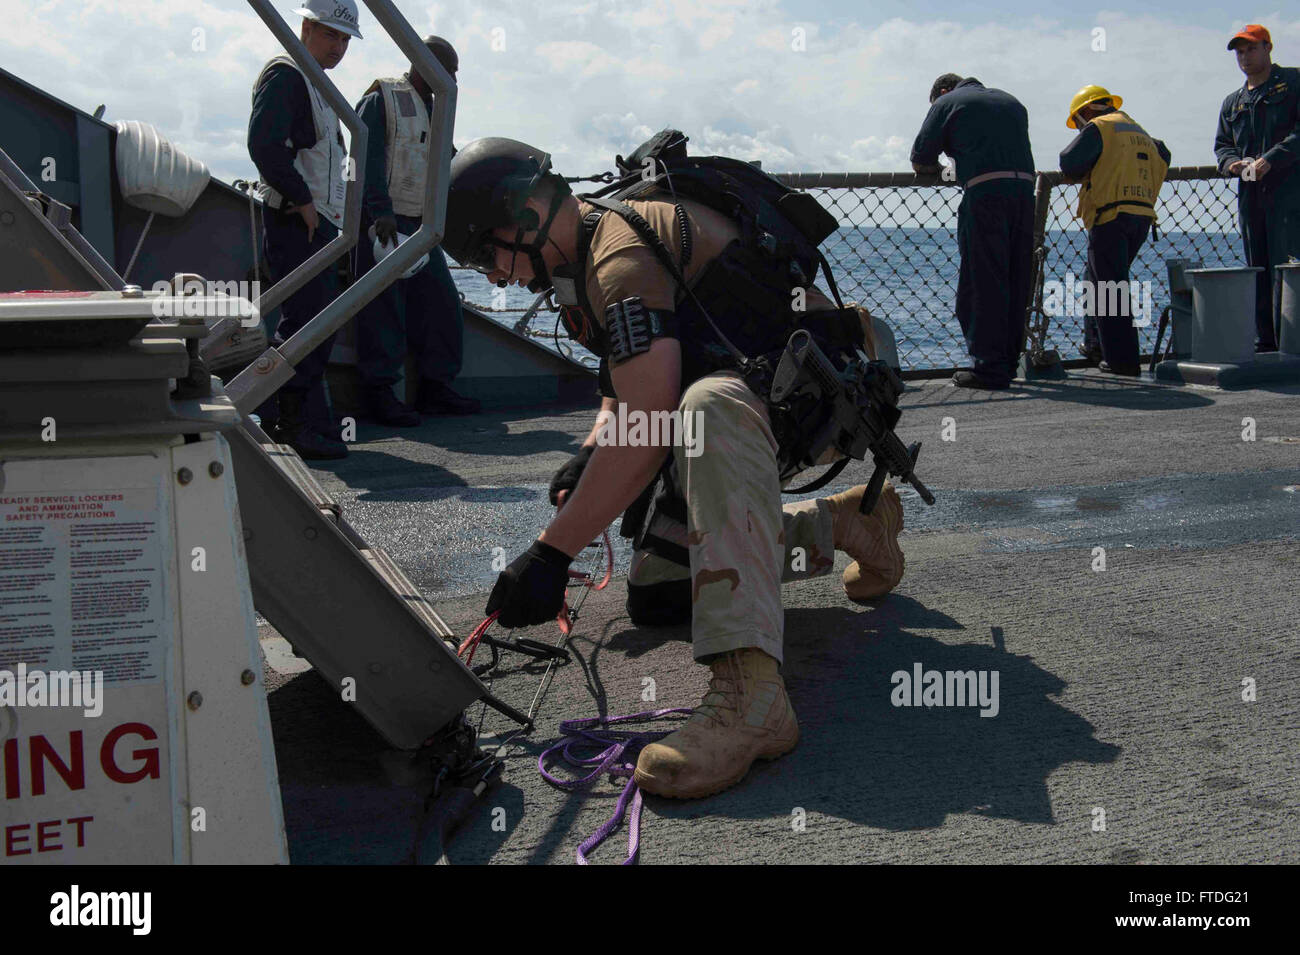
[1076,110,1168,229]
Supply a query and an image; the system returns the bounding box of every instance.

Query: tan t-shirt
[577,193,870,358]
[579,195,737,326]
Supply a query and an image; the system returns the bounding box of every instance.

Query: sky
[4,1,1295,187]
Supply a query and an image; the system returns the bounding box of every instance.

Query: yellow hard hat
[1067,85,1122,129]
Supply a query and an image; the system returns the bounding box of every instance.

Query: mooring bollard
[1185,266,1263,365]
[1275,261,1300,356]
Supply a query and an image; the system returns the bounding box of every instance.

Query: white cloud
[534,40,621,77]
[1,0,1293,187]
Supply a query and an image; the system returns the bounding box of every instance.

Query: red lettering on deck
[4,815,93,857]
[36,819,61,851]
[2,723,159,798]
[5,823,30,856]
[101,722,160,784]
[31,731,84,795]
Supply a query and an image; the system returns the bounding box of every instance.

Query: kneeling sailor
[443,137,912,799]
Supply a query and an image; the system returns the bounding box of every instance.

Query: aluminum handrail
[774,165,1226,190]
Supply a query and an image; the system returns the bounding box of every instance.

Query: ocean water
[451,226,1246,371]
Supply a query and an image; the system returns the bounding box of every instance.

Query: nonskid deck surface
[261,370,1300,864]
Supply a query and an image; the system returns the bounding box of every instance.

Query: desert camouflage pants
[630,371,840,665]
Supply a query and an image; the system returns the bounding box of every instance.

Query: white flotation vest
[252,54,347,226]
[365,75,431,218]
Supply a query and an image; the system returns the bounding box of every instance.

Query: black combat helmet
[423,35,458,76]
[443,137,570,285]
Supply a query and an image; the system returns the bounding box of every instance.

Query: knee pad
[626,577,692,627]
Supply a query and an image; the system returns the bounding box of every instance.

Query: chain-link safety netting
[450,166,1245,376]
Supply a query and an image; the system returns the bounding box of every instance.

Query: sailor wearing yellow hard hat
[1059,84,1170,375]
[1067,85,1122,130]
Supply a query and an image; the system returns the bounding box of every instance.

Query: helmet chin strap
[499,189,568,293]
[499,234,570,291]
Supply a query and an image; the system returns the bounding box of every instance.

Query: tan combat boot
[826,481,905,600]
[634,647,798,799]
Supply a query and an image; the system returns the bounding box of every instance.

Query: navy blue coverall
[1060,113,1172,367]
[353,82,464,397]
[912,78,1036,382]
[1214,64,1300,349]
[247,63,342,399]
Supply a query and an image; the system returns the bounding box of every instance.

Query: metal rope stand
[1018,172,1066,380]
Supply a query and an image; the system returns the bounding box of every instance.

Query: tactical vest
[365,76,431,217]
[1076,110,1168,229]
[558,195,867,394]
[252,55,347,226]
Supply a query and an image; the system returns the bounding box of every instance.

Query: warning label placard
[0,490,166,684]
[0,470,173,863]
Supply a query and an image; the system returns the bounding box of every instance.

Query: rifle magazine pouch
[776,191,839,246]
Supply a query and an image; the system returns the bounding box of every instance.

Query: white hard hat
[370,226,429,280]
[293,0,363,39]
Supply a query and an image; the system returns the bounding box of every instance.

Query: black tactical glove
[485,540,573,628]
[548,444,595,506]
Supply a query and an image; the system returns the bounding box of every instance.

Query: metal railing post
[1031,172,1053,255]
[1018,172,1062,371]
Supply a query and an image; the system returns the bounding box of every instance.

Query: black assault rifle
[766,329,936,515]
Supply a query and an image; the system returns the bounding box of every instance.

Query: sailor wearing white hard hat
[245,0,365,458]
[292,0,363,39]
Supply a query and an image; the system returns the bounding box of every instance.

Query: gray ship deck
[261,369,1300,865]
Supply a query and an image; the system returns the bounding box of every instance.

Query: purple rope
[538,708,692,865]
